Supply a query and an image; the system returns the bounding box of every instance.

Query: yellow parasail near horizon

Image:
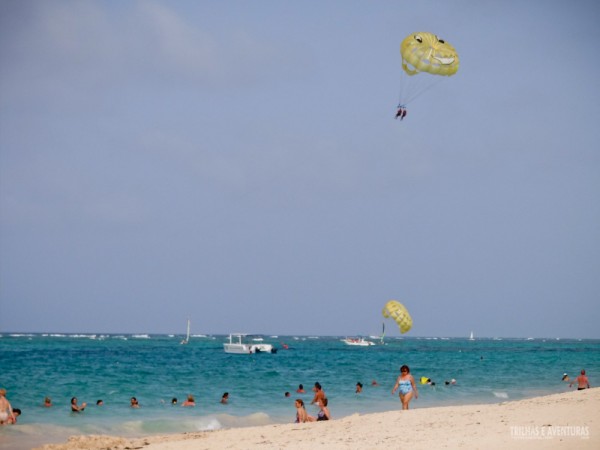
[382,300,413,334]
[400,32,459,77]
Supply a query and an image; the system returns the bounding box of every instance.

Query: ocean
[1,334,598,450]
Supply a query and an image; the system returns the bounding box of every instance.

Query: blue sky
[1,0,599,338]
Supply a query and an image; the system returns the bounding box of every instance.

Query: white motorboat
[341,337,375,346]
[224,334,277,354]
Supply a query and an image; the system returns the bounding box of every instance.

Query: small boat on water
[223,334,277,354]
[180,319,190,345]
[341,337,375,346]
[469,331,475,341]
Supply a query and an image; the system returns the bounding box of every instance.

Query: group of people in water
[293,370,424,423]
[56,393,226,412]
[2,366,592,426]
[294,382,331,423]
[4,383,332,426]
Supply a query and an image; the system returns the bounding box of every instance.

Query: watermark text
[510,425,589,440]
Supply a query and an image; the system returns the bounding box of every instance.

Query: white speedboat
[224,334,276,354]
[341,337,375,346]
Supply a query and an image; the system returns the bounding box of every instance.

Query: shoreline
[36,388,599,449]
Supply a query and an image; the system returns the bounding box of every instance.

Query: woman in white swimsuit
[0,388,15,425]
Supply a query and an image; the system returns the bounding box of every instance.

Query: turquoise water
[1,334,598,449]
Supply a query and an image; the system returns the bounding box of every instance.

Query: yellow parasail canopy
[382,300,413,334]
[400,32,459,77]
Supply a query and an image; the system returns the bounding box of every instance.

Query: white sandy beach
[37,388,598,450]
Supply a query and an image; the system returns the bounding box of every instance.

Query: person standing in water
[392,365,418,410]
[570,369,590,390]
[311,382,326,405]
[70,397,86,412]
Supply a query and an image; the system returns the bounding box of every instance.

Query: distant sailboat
[469,331,475,341]
[180,319,190,345]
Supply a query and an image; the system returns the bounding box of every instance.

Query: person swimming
[70,397,86,412]
[182,395,195,406]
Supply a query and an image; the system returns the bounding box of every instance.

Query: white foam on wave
[195,417,222,431]
[493,392,509,399]
[116,419,145,434]
[132,334,151,339]
[113,416,228,435]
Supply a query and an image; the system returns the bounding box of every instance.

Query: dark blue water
[1,334,598,449]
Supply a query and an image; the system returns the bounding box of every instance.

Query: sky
[1,0,599,338]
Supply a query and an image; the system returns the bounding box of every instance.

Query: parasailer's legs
[395,106,407,120]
